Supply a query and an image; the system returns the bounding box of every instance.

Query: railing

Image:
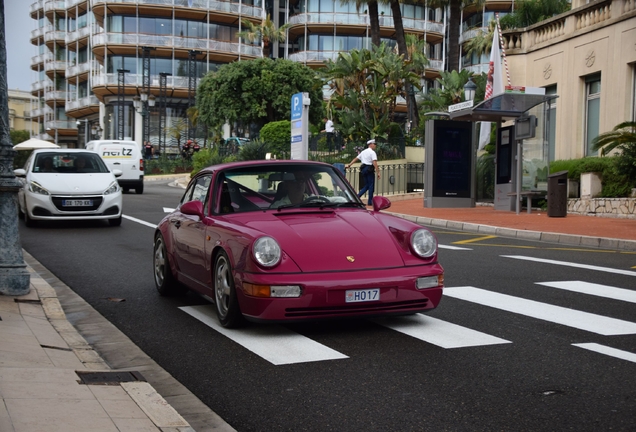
[31,79,53,92]
[45,90,67,101]
[459,26,487,44]
[92,32,262,57]
[462,63,489,75]
[66,60,102,78]
[344,162,425,196]
[31,52,52,67]
[288,12,444,34]
[66,0,87,7]
[66,24,94,44]
[91,0,263,17]
[44,61,68,73]
[288,51,340,63]
[31,27,45,40]
[92,72,199,89]
[66,95,99,111]
[44,30,67,43]
[501,0,633,52]
[30,0,44,14]
[45,120,78,130]
[30,106,53,118]
[44,0,66,13]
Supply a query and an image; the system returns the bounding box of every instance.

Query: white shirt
[358,147,377,166]
[325,119,334,133]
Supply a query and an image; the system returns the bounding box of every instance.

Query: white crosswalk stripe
[573,343,636,364]
[179,305,349,365]
[537,281,636,304]
[373,314,510,348]
[444,286,636,336]
[502,255,636,277]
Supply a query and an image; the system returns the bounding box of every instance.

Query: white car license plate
[345,288,380,303]
[63,199,93,207]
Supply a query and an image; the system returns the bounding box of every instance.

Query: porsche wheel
[214,251,244,328]
[153,234,184,296]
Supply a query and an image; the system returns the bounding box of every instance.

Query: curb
[25,258,195,432]
[387,212,636,252]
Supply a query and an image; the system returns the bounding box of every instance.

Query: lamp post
[0,2,30,295]
[133,91,156,145]
[464,77,477,103]
[76,119,89,147]
[46,127,58,145]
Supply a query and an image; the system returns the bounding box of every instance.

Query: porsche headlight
[103,181,120,195]
[29,181,49,196]
[253,236,281,267]
[410,229,437,258]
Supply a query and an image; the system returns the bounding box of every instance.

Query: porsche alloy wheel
[153,234,184,296]
[214,251,244,328]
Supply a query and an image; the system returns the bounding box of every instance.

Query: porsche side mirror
[372,195,391,212]
[180,200,204,219]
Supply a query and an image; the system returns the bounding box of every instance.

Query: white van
[86,140,144,194]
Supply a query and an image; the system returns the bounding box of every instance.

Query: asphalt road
[19,180,636,432]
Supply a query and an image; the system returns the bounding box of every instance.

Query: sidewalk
[3,181,635,432]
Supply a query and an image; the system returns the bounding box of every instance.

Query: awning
[449,93,558,122]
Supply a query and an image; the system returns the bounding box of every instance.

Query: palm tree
[341,0,381,46]
[238,14,290,58]
[592,121,636,156]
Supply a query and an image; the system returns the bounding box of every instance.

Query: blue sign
[291,93,303,121]
[291,135,302,143]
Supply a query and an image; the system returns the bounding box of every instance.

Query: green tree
[197,58,324,137]
[10,130,30,145]
[499,0,571,29]
[419,69,475,113]
[592,121,636,185]
[238,14,290,58]
[321,43,424,142]
[260,120,291,159]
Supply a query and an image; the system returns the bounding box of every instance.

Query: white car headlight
[29,181,49,195]
[410,229,437,258]
[253,236,281,267]
[103,181,120,195]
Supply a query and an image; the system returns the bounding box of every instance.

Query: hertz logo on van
[101,147,133,158]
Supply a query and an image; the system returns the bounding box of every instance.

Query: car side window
[181,175,211,208]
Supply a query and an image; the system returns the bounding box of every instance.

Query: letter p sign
[291,93,303,121]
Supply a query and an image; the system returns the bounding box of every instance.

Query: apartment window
[584,74,601,156]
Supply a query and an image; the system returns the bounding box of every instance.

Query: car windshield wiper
[315,202,365,208]
[273,201,364,211]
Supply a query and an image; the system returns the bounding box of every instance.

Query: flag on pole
[479,28,505,150]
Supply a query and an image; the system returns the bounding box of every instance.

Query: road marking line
[163,207,175,213]
[453,235,497,245]
[502,255,636,277]
[439,245,472,250]
[122,214,157,229]
[537,281,636,304]
[179,305,349,365]
[444,286,636,336]
[572,343,636,364]
[373,314,510,349]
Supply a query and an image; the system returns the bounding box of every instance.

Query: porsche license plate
[345,288,380,303]
[62,199,93,207]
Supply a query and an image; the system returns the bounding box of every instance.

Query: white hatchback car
[14,149,123,227]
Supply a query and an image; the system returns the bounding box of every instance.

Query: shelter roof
[449,93,558,122]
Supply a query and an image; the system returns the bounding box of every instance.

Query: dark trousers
[326,132,334,151]
[358,166,375,205]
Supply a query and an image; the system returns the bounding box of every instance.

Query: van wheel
[109,216,122,227]
[135,183,144,194]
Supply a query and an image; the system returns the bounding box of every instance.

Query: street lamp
[91,124,103,139]
[134,91,156,145]
[464,77,477,103]
[76,119,89,147]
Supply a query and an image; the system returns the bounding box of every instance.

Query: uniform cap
[367,139,376,145]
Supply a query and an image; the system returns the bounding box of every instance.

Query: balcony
[44,60,68,75]
[287,12,444,37]
[44,29,67,45]
[92,32,262,58]
[66,60,102,79]
[30,0,44,18]
[44,0,66,14]
[31,79,53,94]
[92,72,199,89]
[66,0,88,8]
[30,106,53,119]
[45,120,79,136]
[31,26,46,44]
[66,25,94,45]
[31,52,53,70]
[45,90,67,106]
[90,0,263,19]
[288,50,341,64]
[66,95,100,117]
[460,26,487,44]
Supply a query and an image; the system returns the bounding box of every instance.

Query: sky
[5,1,34,92]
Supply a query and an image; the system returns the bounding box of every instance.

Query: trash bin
[547,170,568,217]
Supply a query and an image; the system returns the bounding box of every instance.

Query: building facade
[27,0,636,161]
[8,89,37,133]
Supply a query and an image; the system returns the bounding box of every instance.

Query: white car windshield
[33,153,110,174]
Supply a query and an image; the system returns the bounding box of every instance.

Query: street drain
[76,371,146,385]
